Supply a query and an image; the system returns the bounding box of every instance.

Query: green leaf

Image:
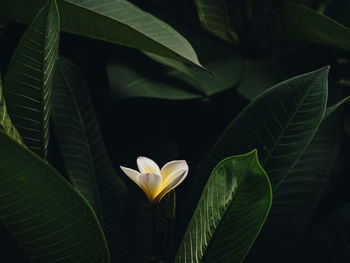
[107,62,203,100]
[0,77,23,145]
[280,3,350,51]
[168,58,243,97]
[178,67,329,244]
[51,56,129,260]
[0,0,204,69]
[3,0,60,159]
[107,53,242,100]
[194,0,238,43]
[245,106,343,262]
[203,66,329,191]
[0,130,110,262]
[173,150,272,263]
[324,95,350,119]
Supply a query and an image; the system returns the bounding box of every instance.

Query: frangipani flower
[120,156,188,204]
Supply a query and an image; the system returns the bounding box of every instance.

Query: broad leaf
[280,3,350,52]
[202,67,329,190]
[0,77,23,144]
[178,67,329,244]
[173,150,272,263]
[0,0,204,69]
[107,56,242,100]
[0,130,110,263]
[194,0,238,43]
[51,57,129,260]
[167,58,243,97]
[3,0,59,158]
[245,105,343,262]
[107,62,203,100]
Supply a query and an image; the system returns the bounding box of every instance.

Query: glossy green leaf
[0,130,110,263]
[3,0,59,158]
[51,57,129,260]
[204,67,329,190]
[0,0,204,69]
[174,150,272,263]
[107,62,203,100]
[178,67,329,242]
[194,0,238,43]
[245,107,343,262]
[0,77,23,145]
[280,3,350,51]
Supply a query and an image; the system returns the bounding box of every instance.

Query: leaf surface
[107,62,203,100]
[3,0,59,158]
[0,77,23,144]
[178,67,329,246]
[280,3,350,51]
[0,0,203,68]
[194,0,238,43]
[245,106,343,262]
[0,130,110,263]
[173,150,272,263]
[51,57,129,260]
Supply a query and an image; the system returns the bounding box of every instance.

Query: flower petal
[154,170,186,204]
[138,173,162,201]
[120,166,140,185]
[137,156,160,174]
[160,160,188,182]
[161,161,188,188]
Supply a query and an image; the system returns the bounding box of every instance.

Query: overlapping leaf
[0,77,23,144]
[174,150,272,263]
[107,56,242,100]
[51,57,129,260]
[280,3,350,51]
[178,67,329,244]
[203,67,329,190]
[107,62,203,100]
[0,130,110,263]
[0,0,204,68]
[3,0,59,158]
[245,107,343,262]
[194,0,238,43]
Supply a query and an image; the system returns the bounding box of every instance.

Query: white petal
[120,166,140,185]
[154,170,187,203]
[160,160,188,182]
[138,173,162,201]
[137,156,160,174]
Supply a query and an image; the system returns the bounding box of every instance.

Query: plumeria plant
[0,0,350,263]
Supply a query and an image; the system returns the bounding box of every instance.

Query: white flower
[120,156,188,204]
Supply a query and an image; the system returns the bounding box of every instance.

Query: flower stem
[152,203,160,263]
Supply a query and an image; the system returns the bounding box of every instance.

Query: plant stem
[151,203,159,263]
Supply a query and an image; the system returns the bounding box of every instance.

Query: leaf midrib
[40,0,53,158]
[262,74,326,190]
